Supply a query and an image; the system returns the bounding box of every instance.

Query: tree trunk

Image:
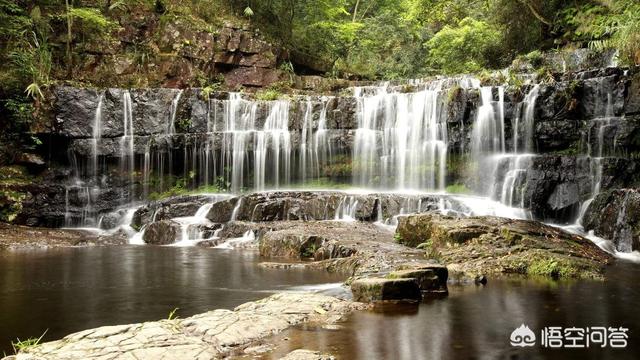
[352,0,360,22]
[518,0,551,25]
[65,0,72,78]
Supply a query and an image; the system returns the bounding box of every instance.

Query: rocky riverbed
[0,190,619,358]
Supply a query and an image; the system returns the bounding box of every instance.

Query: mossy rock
[350,278,421,303]
[387,268,448,293]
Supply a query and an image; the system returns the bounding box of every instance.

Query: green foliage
[69,8,115,32]
[200,84,221,100]
[524,50,544,67]
[445,183,470,194]
[11,330,47,354]
[527,258,578,279]
[292,178,351,190]
[255,88,282,101]
[167,307,179,320]
[301,242,318,258]
[567,0,640,65]
[175,117,191,133]
[426,17,502,75]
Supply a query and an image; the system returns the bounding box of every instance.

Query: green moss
[175,117,191,133]
[524,50,544,68]
[445,183,470,194]
[255,89,282,101]
[394,232,403,243]
[0,190,26,223]
[291,178,351,190]
[527,258,578,279]
[447,85,463,102]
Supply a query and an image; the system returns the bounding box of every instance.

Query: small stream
[0,246,344,355]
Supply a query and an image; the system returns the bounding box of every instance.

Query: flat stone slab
[280,349,335,360]
[350,277,422,303]
[3,293,362,360]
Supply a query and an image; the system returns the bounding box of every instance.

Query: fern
[243,6,254,17]
[25,82,43,99]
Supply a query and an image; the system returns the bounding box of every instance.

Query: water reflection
[268,263,640,360]
[0,246,344,354]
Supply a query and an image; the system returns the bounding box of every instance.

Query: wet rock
[98,210,126,230]
[53,87,102,138]
[517,156,637,223]
[142,220,181,245]
[583,189,640,252]
[388,267,448,293]
[6,293,362,360]
[206,197,239,223]
[225,67,285,88]
[132,195,220,229]
[280,349,335,360]
[396,213,613,279]
[261,232,326,259]
[350,278,422,302]
[207,191,445,224]
[216,221,258,239]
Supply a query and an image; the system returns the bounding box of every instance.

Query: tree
[426,17,502,74]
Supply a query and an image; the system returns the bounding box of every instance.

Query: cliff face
[2,64,640,229]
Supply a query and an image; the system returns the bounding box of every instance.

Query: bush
[426,17,503,74]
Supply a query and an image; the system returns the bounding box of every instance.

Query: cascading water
[352,82,447,190]
[471,85,507,197]
[91,93,104,182]
[254,100,291,190]
[120,91,135,203]
[56,75,637,258]
[513,84,540,153]
[471,86,504,156]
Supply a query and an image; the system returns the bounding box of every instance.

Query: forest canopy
[230,0,640,78]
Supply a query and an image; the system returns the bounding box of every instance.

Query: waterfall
[471,86,506,196]
[513,84,540,153]
[471,87,503,156]
[91,93,104,182]
[172,202,215,246]
[120,91,135,202]
[575,84,619,225]
[497,154,534,210]
[352,83,447,191]
[254,100,291,190]
[335,196,358,221]
[168,90,183,135]
[299,98,312,184]
[474,84,539,214]
[299,97,332,184]
[314,97,331,180]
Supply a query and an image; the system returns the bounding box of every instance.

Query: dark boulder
[142,220,181,245]
[583,188,640,252]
